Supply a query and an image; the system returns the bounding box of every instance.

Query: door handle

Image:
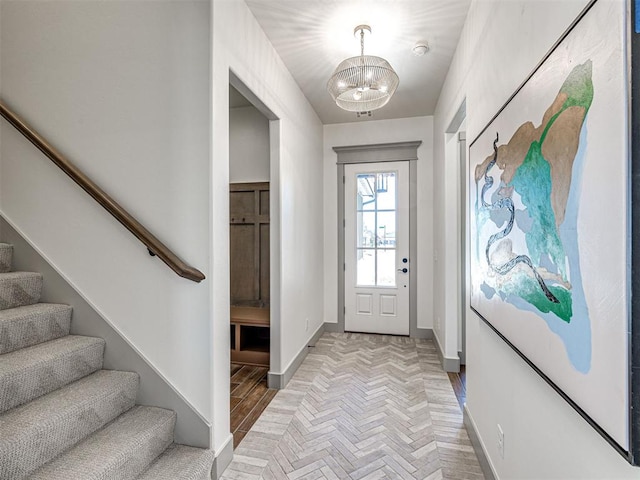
[397,268,408,273]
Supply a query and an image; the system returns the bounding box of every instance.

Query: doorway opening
[227,80,278,448]
[334,141,422,337]
[344,161,410,335]
[445,100,467,367]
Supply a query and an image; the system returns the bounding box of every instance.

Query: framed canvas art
[469,0,640,463]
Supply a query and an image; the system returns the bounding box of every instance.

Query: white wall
[0,0,212,434]
[435,0,640,477]
[323,116,434,330]
[229,105,270,183]
[435,130,462,362]
[212,0,324,452]
[0,0,324,457]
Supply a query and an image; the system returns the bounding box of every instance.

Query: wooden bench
[230,306,270,366]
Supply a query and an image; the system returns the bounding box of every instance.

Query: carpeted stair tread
[0,370,139,480]
[0,272,42,310]
[0,335,105,412]
[0,245,214,479]
[0,244,12,273]
[136,444,215,480]
[0,303,72,354]
[28,406,176,480]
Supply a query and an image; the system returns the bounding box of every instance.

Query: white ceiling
[244,0,471,124]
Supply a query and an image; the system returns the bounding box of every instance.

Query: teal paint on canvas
[475,61,593,371]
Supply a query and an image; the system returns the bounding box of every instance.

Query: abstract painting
[469,0,633,459]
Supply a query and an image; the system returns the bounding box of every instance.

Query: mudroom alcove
[229,181,270,367]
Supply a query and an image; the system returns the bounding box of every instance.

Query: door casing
[331,141,425,337]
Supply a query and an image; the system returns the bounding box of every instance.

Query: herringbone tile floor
[221,333,484,480]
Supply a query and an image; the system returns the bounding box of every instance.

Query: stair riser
[0,306,72,354]
[28,408,176,480]
[109,418,175,480]
[0,341,104,412]
[0,244,12,273]
[137,445,215,480]
[0,241,204,479]
[0,375,138,480]
[0,273,42,310]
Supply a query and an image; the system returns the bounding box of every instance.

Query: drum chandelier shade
[327,25,399,113]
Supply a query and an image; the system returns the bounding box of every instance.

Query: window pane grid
[355,172,397,287]
[357,209,395,212]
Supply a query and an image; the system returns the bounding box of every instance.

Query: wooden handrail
[0,100,205,283]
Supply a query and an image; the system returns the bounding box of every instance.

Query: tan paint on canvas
[474,92,587,227]
[541,105,586,226]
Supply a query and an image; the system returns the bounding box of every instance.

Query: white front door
[344,161,409,335]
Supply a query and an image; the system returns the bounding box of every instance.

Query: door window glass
[355,172,397,287]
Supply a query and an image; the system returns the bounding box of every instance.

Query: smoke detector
[412,42,430,56]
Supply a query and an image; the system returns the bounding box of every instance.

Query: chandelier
[327,25,399,114]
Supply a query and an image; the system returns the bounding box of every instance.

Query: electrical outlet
[305,318,309,332]
[497,424,504,459]
[436,316,441,331]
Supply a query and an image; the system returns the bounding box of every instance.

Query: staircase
[0,243,215,479]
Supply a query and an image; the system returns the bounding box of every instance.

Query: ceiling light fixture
[327,25,399,114]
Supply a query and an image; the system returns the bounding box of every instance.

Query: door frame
[229,71,281,377]
[458,131,467,364]
[445,99,467,366]
[331,141,423,337]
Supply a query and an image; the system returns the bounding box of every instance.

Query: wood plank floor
[230,363,277,448]
[447,364,466,410]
